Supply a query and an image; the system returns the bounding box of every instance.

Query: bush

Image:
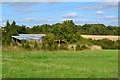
[34,41,39,50]
[52,43,59,50]
[21,40,27,46]
[76,44,88,51]
[76,44,81,50]
[24,41,31,50]
[81,45,88,50]
[91,38,118,49]
[12,41,17,46]
[59,44,68,50]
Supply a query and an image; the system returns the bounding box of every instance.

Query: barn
[12,34,46,43]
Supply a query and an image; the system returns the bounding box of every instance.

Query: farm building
[12,34,46,43]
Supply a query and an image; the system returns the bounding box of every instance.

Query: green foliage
[21,40,27,46]
[78,24,118,35]
[79,38,93,46]
[52,43,59,50]
[2,20,119,49]
[24,41,31,50]
[81,45,88,50]
[76,44,81,50]
[6,20,10,27]
[63,20,75,27]
[59,44,68,50]
[42,33,55,45]
[91,38,119,49]
[34,41,39,50]
[6,29,19,45]
[42,33,56,50]
[12,41,18,46]
[11,21,16,26]
[17,25,27,34]
[76,44,88,51]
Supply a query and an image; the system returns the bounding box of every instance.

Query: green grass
[2,50,118,78]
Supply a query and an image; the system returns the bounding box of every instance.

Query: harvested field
[81,35,119,41]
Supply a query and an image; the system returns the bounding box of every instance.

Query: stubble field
[81,35,119,41]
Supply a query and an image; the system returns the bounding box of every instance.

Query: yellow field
[81,35,119,41]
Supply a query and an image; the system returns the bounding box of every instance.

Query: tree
[6,20,10,27]
[42,33,55,50]
[63,20,75,27]
[5,20,11,32]
[11,21,16,26]
[6,29,19,45]
[18,25,27,34]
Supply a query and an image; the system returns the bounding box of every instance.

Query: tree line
[2,20,120,50]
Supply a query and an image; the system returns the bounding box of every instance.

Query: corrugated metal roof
[12,34,46,40]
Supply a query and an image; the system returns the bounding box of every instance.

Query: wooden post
[59,40,60,44]
[58,40,60,47]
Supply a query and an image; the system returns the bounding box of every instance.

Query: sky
[0,2,118,27]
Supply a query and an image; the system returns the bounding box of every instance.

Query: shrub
[76,44,88,51]
[24,41,31,50]
[21,40,27,46]
[91,38,118,49]
[76,44,82,50]
[59,44,68,50]
[52,43,59,50]
[81,45,88,50]
[34,41,39,50]
[12,41,17,46]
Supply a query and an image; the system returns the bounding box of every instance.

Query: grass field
[2,50,118,78]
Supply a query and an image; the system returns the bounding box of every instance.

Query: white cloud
[3,2,38,8]
[42,2,60,5]
[106,0,119,2]
[97,16,117,20]
[0,22,6,26]
[3,2,40,13]
[14,9,40,13]
[80,2,118,10]
[23,17,91,24]
[1,0,79,2]
[62,12,77,18]
[95,11,106,15]
[23,17,53,22]
[96,15,118,26]
[105,20,118,25]
[24,18,38,21]
[0,18,2,21]
[1,0,119,2]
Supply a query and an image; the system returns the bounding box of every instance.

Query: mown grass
[2,50,118,78]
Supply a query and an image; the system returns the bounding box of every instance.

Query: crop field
[2,50,118,78]
[81,35,119,41]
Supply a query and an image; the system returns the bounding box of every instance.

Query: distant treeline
[2,20,119,35]
[2,20,120,50]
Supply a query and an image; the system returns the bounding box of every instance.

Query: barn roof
[12,34,46,40]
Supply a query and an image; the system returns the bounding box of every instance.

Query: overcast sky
[1,2,118,27]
